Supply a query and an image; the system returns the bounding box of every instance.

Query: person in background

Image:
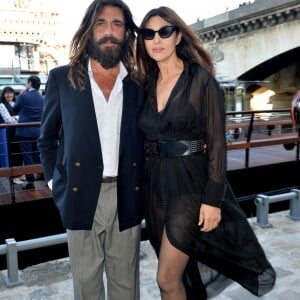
[0,87,19,168]
[136,6,276,300]
[0,87,17,124]
[1,86,16,112]
[0,86,24,182]
[14,75,44,190]
[37,0,144,299]
[291,89,300,125]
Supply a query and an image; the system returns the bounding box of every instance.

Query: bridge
[190,0,300,109]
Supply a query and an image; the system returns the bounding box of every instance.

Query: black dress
[139,63,276,298]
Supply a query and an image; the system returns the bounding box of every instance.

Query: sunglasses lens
[142,29,155,40]
[159,26,175,38]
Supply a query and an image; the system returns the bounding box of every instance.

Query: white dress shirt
[48,62,127,190]
[89,60,127,177]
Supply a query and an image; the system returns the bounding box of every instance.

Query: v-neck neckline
[155,69,185,114]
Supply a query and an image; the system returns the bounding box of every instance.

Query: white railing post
[255,189,300,227]
[255,194,271,227]
[3,238,23,287]
[290,189,300,220]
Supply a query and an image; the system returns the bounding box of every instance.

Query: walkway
[0,210,299,299]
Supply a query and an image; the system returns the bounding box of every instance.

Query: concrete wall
[210,20,300,80]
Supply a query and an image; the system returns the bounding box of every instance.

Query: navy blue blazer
[38,65,144,231]
[14,89,44,138]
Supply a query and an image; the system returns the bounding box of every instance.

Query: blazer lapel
[78,81,101,150]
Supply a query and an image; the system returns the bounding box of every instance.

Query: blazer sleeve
[37,69,62,182]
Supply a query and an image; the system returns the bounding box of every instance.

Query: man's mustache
[97,36,120,46]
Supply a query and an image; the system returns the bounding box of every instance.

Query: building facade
[0,0,65,75]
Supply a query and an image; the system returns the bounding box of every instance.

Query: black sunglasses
[139,25,178,40]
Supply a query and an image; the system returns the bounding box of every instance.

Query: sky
[60,0,250,39]
[89,0,245,24]
[123,0,249,24]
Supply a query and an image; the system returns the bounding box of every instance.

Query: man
[14,75,44,190]
[37,1,144,299]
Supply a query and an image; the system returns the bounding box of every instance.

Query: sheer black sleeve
[200,70,227,207]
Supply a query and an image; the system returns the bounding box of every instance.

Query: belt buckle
[179,140,190,156]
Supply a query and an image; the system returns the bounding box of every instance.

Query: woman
[0,86,23,179]
[0,86,18,123]
[136,7,276,300]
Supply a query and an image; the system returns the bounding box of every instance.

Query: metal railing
[255,188,300,227]
[0,219,147,287]
[0,122,44,203]
[0,233,67,287]
[226,109,300,167]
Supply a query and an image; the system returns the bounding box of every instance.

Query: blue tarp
[0,128,8,167]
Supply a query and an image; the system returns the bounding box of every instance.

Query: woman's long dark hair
[136,6,215,84]
[1,86,16,102]
[68,0,138,90]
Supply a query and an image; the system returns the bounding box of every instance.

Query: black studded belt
[102,176,118,183]
[145,139,206,158]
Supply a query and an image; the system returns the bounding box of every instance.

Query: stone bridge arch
[191,0,300,108]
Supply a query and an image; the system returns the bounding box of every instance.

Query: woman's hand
[198,203,221,232]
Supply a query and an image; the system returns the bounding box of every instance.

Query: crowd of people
[37,1,276,300]
[0,75,44,189]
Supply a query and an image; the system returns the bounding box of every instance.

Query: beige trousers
[67,182,141,300]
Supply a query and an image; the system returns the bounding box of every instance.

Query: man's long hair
[68,0,138,90]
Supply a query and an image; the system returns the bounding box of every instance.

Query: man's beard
[88,36,127,69]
